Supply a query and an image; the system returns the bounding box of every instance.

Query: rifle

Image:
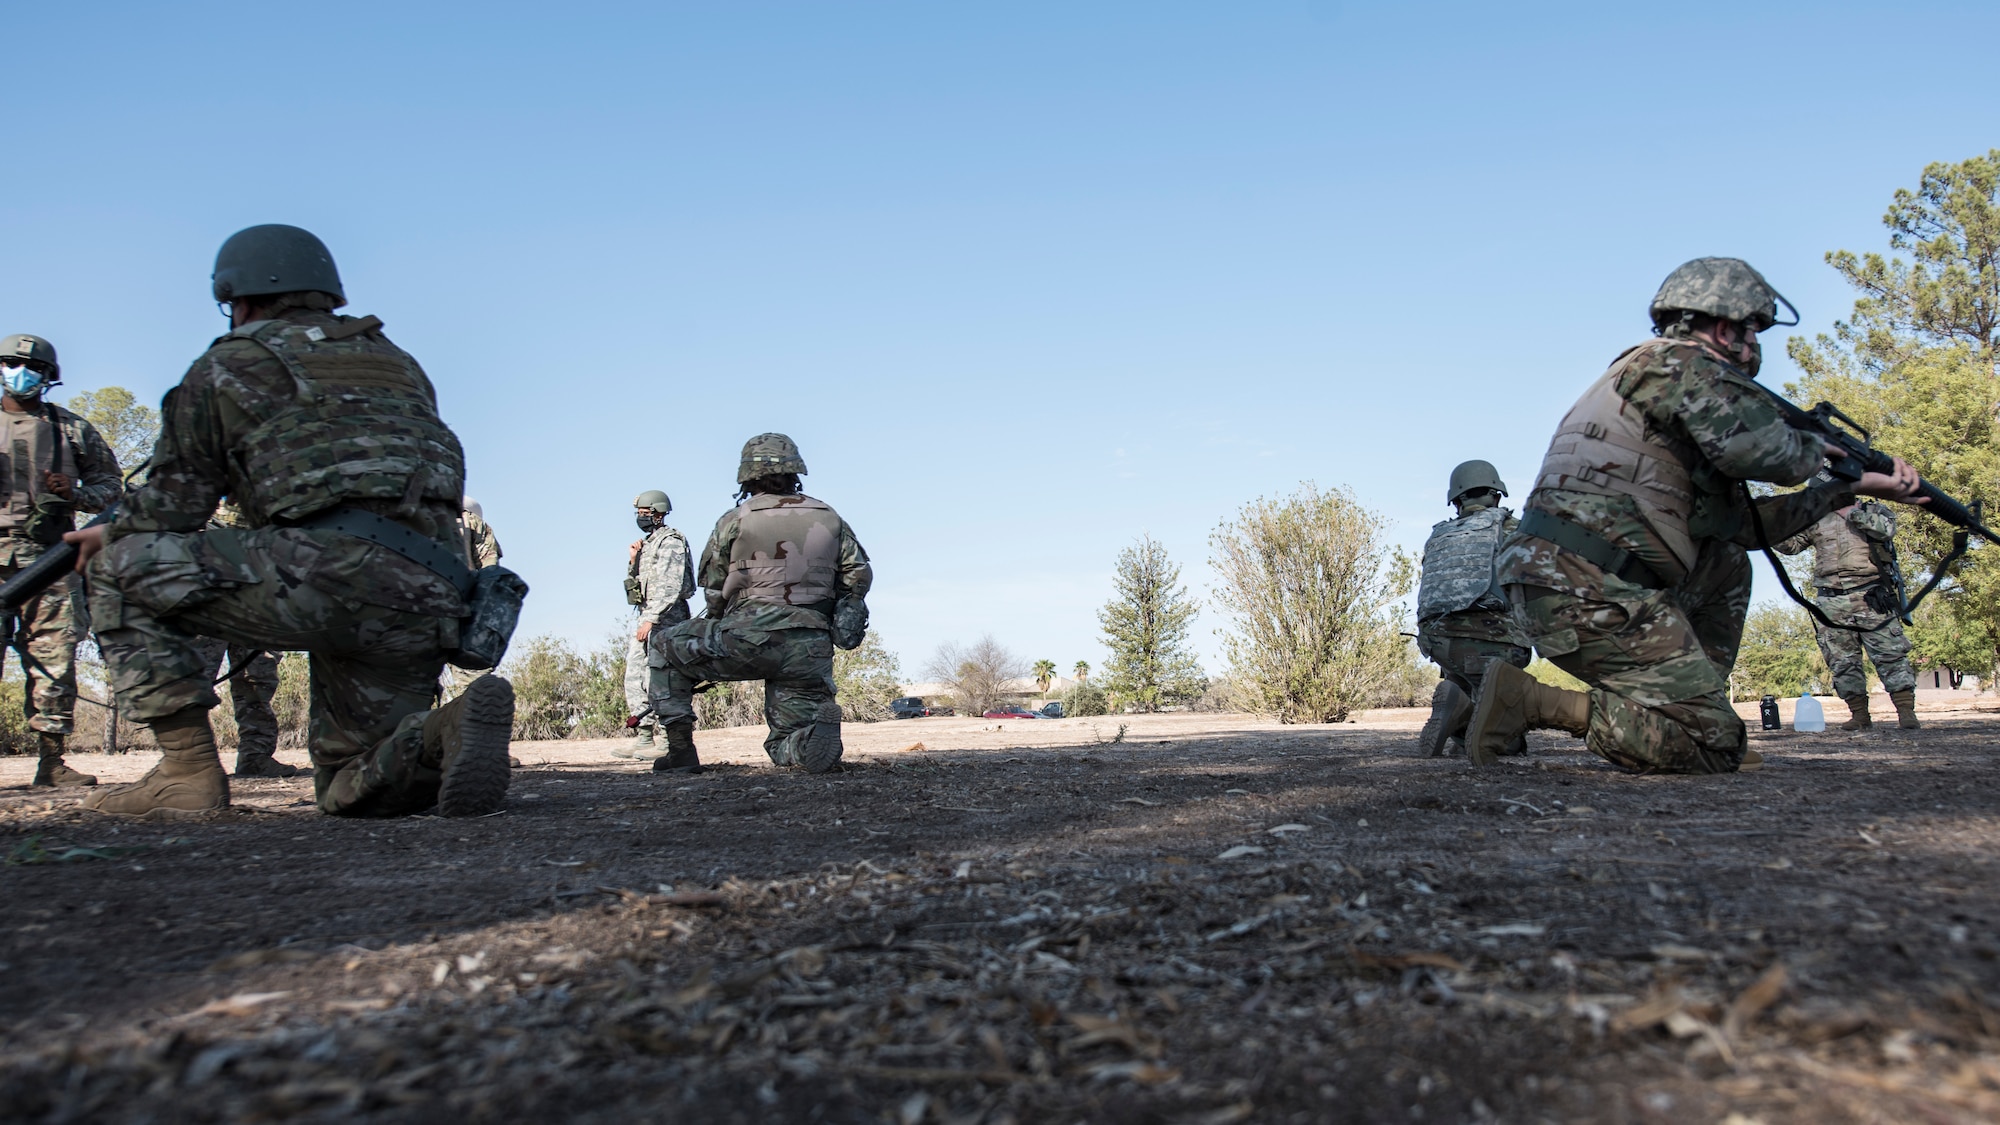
[1740,384,2000,627]
[0,504,116,610]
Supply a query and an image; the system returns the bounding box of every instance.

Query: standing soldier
[0,333,122,788]
[461,496,502,568]
[1465,258,1926,773]
[1775,486,1920,729]
[616,490,691,760]
[193,498,297,778]
[647,434,872,774]
[70,223,515,818]
[1414,460,1533,757]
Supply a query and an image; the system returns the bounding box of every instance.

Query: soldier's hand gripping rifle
[1741,385,2000,627]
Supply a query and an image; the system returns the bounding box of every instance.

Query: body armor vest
[1532,342,1699,574]
[721,494,841,607]
[1417,505,1511,622]
[225,317,465,527]
[1810,505,1896,589]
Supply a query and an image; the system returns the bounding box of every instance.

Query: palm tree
[1032,659,1057,697]
[1073,660,1089,683]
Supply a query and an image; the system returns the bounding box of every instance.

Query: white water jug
[1794,694,1825,732]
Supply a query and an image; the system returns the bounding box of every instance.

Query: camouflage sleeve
[1731,482,1855,550]
[1625,346,1823,487]
[639,530,691,620]
[67,415,123,513]
[1847,500,1897,541]
[106,369,234,541]
[473,522,502,567]
[837,519,873,599]
[697,509,737,597]
[1773,528,1812,555]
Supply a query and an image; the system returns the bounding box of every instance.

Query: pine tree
[1097,535,1204,711]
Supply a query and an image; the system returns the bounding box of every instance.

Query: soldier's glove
[625,715,643,729]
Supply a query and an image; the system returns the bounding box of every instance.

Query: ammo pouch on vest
[1862,582,1900,617]
[624,575,645,605]
[22,495,74,546]
[298,506,529,670]
[831,594,868,650]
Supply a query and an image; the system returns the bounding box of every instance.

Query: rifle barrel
[0,505,118,610]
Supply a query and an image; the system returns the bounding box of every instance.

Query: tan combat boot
[1889,688,1920,729]
[1416,682,1473,757]
[83,712,228,817]
[1839,694,1872,731]
[423,674,515,817]
[1463,661,1590,766]
[650,719,704,774]
[31,732,96,788]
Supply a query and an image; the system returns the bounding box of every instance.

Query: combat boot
[423,674,515,817]
[799,702,845,774]
[1889,688,1920,729]
[1463,661,1590,766]
[234,750,303,778]
[31,732,96,788]
[83,711,228,817]
[611,723,658,760]
[651,719,704,774]
[1839,694,1872,731]
[1416,682,1472,757]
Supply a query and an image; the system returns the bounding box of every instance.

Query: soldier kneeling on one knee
[1415,460,1534,758]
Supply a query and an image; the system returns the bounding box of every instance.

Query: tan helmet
[737,433,807,484]
[1447,459,1507,505]
[633,489,672,515]
[1649,257,1798,332]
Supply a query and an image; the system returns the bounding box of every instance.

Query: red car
[982,705,1041,720]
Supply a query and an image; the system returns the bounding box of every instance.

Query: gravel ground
[3,692,1998,1124]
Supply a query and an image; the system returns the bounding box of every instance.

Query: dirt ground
[3,690,1998,1124]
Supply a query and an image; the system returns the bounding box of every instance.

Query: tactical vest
[1811,504,1896,589]
[224,317,465,527]
[1532,342,1699,574]
[720,494,841,607]
[0,405,78,535]
[1417,505,1510,622]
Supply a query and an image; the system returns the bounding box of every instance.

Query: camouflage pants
[1416,633,1531,698]
[193,637,281,756]
[648,617,836,766]
[1812,588,1916,697]
[88,527,453,817]
[0,547,85,734]
[624,633,660,728]
[1509,539,1751,775]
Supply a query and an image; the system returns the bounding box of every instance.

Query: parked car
[1037,701,1065,719]
[890,697,933,719]
[981,705,1041,720]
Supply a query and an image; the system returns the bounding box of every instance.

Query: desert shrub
[696,680,766,730]
[504,634,626,740]
[1061,682,1110,717]
[1210,483,1412,723]
[1372,638,1439,709]
[834,630,901,722]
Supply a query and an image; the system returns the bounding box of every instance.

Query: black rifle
[1739,383,2000,628]
[0,504,116,611]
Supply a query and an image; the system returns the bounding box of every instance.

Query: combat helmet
[1447,459,1507,505]
[633,489,672,515]
[0,334,59,381]
[212,224,346,305]
[737,433,807,484]
[1649,257,1798,332]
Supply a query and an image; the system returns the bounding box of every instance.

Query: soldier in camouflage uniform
[190,499,297,778]
[647,434,872,774]
[615,489,692,760]
[1465,258,1926,774]
[71,224,514,819]
[1414,460,1533,757]
[0,333,122,788]
[1775,489,1920,729]
[460,497,502,568]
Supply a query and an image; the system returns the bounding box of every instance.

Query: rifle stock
[0,504,117,610]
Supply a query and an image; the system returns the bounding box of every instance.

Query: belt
[296,507,476,598]
[1516,508,1667,590]
[1816,582,1875,598]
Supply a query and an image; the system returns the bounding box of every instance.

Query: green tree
[1731,605,1830,699]
[1031,659,1057,696]
[1209,483,1410,723]
[833,630,902,721]
[1097,534,1205,711]
[1788,150,2000,679]
[66,386,159,473]
[1072,660,1089,682]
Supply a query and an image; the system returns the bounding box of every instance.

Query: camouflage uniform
[1775,501,1915,698]
[1496,331,1849,773]
[624,523,693,723]
[0,401,122,734]
[649,493,871,767]
[1417,503,1532,703]
[87,303,490,816]
[463,510,502,569]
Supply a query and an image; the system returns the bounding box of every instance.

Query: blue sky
[5,2,1997,681]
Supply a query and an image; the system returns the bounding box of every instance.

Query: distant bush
[503,634,626,740]
[1061,682,1110,717]
[834,630,901,722]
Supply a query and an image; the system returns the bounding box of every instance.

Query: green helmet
[737,432,807,484]
[0,334,59,380]
[1447,459,1507,505]
[1649,257,1797,332]
[633,489,672,515]
[211,224,346,305]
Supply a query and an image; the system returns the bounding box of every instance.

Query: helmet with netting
[737,433,807,484]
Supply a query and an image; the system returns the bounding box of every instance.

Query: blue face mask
[1,364,46,398]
